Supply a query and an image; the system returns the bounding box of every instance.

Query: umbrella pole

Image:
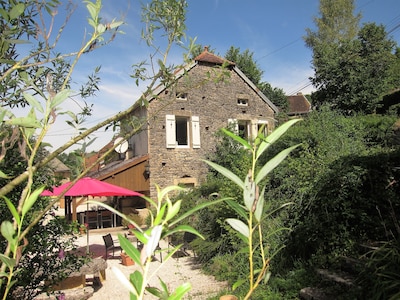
[86,200,89,254]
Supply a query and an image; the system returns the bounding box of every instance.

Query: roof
[49,158,70,173]
[194,46,235,66]
[287,93,311,115]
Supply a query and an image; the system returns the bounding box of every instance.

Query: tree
[305,0,400,114]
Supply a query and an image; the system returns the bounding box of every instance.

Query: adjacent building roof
[287,93,312,115]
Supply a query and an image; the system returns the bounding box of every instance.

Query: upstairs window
[166,115,200,149]
[176,92,188,101]
[237,98,248,106]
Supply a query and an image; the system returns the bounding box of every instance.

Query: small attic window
[237,98,248,106]
[176,92,188,101]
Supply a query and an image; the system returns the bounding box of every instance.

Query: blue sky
[38,0,400,152]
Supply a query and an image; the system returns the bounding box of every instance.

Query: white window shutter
[192,116,200,148]
[228,118,238,134]
[166,114,176,148]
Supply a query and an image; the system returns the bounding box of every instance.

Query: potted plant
[79,223,87,235]
[121,252,134,266]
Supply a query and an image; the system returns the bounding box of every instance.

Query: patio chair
[102,233,121,260]
[99,210,113,228]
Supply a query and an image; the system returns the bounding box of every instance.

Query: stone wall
[147,64,276,198]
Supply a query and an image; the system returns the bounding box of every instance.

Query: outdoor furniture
[51,258,107,290]
[85,211,99,229]
[102,233,121,260]
[99,210,113,228]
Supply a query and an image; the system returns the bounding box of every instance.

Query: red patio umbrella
[42,177,142,254]
[41,177,142,197]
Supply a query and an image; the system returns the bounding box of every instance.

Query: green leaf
[153,202,167,226]
[4,197,20,225]
[225,199,247,220]
[256,118,302,161]
[23,93,43,113]
[165,225,203,240]
[130,270,143,295]
[255,144,300,184]
[169,198,225,227]
[168,282,192,300]
[226,218,249,238]
[1,221,15,245]
[203,160,244,189]
[119,234,141,265]
[165,200,181,223]
[232,278,246,291]
[9,3,25,20]
[6,116,40,128]
[0,170,9,179]
[50,89,71,109]
[243,172,256,211]
[146,287,162,298]
[22,186,45,216]
[0,254,16,269]
[221,128,252,150]
[254,186,265,222]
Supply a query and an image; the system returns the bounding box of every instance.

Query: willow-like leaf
[164,225,203,240]
[226,199,247,220]
[203,159,244,189]
[0,254,16,270]
[243,172,256,211]
[118,234,141,266]
[0,221,15,249]
[254,185,266,222]
[130,270,143,296]
[22,186,44,216]
[169,282,192,300]
[165,200,181,223]
[226,218,249,238]
[255,119,301,161]
[4,197,20,225]
[255,144,300,184]
[221,128,252,150]
[169,198,225,227]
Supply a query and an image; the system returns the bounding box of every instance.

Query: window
[237,98,248,106]
[228,119,269,140]
[176,92,188,101]
[176,116,189,146]
[166,115,200,148]
[238,120,251,139]
[257,121,269,136]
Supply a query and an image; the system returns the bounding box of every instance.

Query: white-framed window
[166,115,200,149]
[228,119,251,139]
[257,121,269,137]
[176,92,188,101]
[237,98,248,106]
[228,119,269,140]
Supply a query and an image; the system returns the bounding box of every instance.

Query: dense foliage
[305,0,400,114]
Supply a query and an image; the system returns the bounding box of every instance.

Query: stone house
[89,48,278,203]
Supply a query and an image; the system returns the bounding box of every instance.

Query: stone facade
[140,53,277,198]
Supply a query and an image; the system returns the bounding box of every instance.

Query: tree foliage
[305,0,400,114]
